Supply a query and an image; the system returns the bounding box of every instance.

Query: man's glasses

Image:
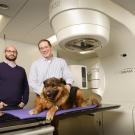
[5,50,17,54]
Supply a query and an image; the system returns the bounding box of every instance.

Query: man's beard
[5,55,17,61]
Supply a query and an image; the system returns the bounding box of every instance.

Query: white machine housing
[89,62,105,97]
[49,0,110,52]
[69,65,88,89]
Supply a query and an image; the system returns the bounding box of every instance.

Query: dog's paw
[46,112,54,121]
[90,93,102,106]
[45,119,52,124]
[29,109,38,115]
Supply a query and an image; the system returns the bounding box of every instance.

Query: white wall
[99,20,135,105]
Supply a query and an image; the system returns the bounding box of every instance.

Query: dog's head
[42,77,67,101]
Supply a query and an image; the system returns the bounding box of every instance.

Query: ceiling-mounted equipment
[49,0,110,52]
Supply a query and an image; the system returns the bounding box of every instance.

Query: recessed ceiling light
[0,3,9,10]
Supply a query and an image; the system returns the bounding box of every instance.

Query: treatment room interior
[0,0,135,135]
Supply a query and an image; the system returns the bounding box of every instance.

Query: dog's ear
[43,80,46,85]
[43,79,48,87]
[59,78,66,85]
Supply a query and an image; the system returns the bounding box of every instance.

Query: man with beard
[0,46,29,110]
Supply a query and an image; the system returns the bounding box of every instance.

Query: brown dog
[29,77,101,121]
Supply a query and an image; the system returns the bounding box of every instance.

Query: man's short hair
[38,39,52,49]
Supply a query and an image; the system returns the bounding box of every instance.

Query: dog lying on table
[29,77,101,121]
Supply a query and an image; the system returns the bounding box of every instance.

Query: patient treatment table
[0,104,120,135]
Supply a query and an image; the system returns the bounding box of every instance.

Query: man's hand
[18,102,25,108]
[65,84,71,93]
[0,101,8,109]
